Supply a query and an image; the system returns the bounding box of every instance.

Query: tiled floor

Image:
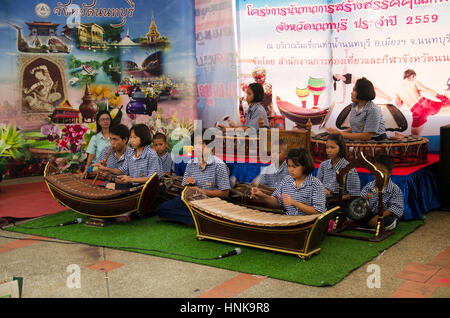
[391,247,450,298]
[1,177,450,299]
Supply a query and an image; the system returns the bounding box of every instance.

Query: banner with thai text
[236,0,450,152]
[195,0,239,128]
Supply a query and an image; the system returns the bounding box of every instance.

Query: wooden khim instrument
[328,152,395,242]
[43,161,160,227]
[182,186,340,259]
[228,182,283,214]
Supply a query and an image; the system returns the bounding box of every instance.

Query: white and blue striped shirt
[245,103,269,130]
[256,160,289,189]
[272,174,327,216]
[316,158,361,197]
[160,151,174,174]
[360,178,403,218]
[119,146,163,185]
[182,155,231,191]
[95,145,134,169]
[349,101,386,139]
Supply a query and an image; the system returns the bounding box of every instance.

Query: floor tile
[395,263,440,283]
[87,260,125,273]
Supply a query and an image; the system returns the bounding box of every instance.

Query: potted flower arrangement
[40,124,89,173]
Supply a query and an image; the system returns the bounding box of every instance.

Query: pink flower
[41,124,62,142]
[57,137,69,151]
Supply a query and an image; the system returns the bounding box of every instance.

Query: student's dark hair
[287,148,315,175]
[190,128,217,147]
[353,77,376,101]
[130,124,152,147]
[95,110,112,133]
[374,154,394,172]
[403,69,416,79]
[153,132,167,142]
[110,124,130,141]
[248,82,264,103]
[327,133,347,158]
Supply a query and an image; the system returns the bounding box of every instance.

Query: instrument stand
[327,153,396,243]
[328,214,394,242]
[85,217,115,228]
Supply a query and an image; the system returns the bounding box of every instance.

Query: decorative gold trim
[136,172,158,215]
[181,187,201,236]
[303,206,340,253]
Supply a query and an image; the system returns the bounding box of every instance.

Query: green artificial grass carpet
[6,210,424,286]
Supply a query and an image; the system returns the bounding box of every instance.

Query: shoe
[385,218,397,231]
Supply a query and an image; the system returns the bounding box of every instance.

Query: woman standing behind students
[82,111,112,178]
[316,134,361,211]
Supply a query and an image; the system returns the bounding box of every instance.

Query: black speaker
[440,125,450,211]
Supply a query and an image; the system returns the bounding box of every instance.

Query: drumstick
[92,147,113,185]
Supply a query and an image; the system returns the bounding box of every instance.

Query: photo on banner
[235,0,450,152]
[0,0,196,179]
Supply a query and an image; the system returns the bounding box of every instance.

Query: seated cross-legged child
[359,154,403,231]
[152,132,174,175]
[157,131,231,226]
[316,133,360,211]
[251,148,326,216]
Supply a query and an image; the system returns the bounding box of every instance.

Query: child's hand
[115,175,131,184]
[368,215,378,227]
[325,188,331,196]
[250,187,264,199]
[281,194,295,207]
[185,176,196,185]
[105,182,116,190]
[94,163,107,171]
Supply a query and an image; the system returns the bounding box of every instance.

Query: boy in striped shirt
[152,132,174,175]
[359,155,403,231]
[157,131,231,226]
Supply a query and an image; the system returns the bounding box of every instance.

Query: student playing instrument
[220,82,269,131]
[157,131,231,226]
[152,132,174,175]
[251,148,326,216]
[96,124,163,189]
[359,154,403,231]
[252,138,289,189]
[94,124,134,182]
[327,77,387,141]
[316,134,360,209]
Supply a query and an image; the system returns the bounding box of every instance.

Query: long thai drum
[182,186,340,259]
[43,161,160,218]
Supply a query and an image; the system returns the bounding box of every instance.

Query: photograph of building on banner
[0,0,197,180]
[236,0,449,153]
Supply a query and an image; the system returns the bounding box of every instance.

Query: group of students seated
[81,119,404,231]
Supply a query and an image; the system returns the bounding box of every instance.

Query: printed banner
[236,0,450,152]
[195,0,239,128]
[0,0,196,178]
